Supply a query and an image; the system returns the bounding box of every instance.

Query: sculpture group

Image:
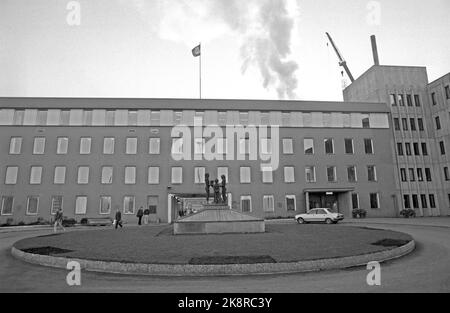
[205,173,227,204]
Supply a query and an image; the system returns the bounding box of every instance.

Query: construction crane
[326,32,355,83]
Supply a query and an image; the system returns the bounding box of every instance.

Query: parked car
[295,208,344,224]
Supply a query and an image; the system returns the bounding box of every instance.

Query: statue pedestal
[174,203,265,235]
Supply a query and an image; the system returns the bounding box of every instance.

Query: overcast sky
[1,0,449,101]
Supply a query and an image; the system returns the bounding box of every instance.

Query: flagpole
[199,42,202,99]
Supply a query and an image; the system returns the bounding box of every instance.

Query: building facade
[0,98,398,224]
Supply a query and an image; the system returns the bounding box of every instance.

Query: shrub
[80,218,88,225]
[62,218,77,227]
[400,209,416,218]
[352,209,367,219]
[17,221,25,226]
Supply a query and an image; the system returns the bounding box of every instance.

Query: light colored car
[295,208,344,225]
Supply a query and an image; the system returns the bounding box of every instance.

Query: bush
[17,221,25,226]
[352,209,367,219]
[400,209,416,218]
[80,218,88,225]
[62,218,77,227]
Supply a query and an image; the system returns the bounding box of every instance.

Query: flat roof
[0,97,390,113]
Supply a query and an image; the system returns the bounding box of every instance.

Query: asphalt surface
[0,220,449,293]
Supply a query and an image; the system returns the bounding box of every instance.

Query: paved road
[1,220,449,293]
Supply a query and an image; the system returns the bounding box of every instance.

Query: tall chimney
[371,35,380,66]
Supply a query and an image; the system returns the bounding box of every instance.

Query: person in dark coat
[115,209,123,229]
[136,207,144,226]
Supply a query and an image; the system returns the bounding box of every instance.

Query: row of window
[390,93,421,107]
[8,136,376,156]
[403,194,437,210]
[400,168,433,182]
[3,164,379,185]
[396,142,428,156]
[0,109,390,129]
[393,117,425,132]
[431,85,450,106]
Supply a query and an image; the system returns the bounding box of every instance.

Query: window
[106,111,115,125]
[362,115,370,129]
[54,166,66,184]
[425,168,432,182]
[150,111,160,126]
[114,110,128,126]
[123,196,135,214]
[414,95,421,107]
[147,196,158,214]
[402,118,408,131]
[409,168,416,182]
[101,167,113,184]
[128,110,138,126]
[262,167,273,183]
[148,167,160,184]
[30,166,43,184]
[405,143,412,156]
[125,166,136,184]
[1,196,14,215]
[445,167,450,181]
[304,139,314,155]
[83,110,93,126]
[327,166,336,182]
[347,166,357,182]
[417,168,424,182]
[26,196,39,215]
[57,137,68,154]
[404,195,411,209]
[410,118,416,131]
[239,112,249,126]
[407,94,413,107]
[51,196,63,215]
[240,167,251,184]
[263,195,275,212]
[284,167,295,183]
[217,167,229,181]
[171,167,183,184]
[431,92,437,106]
[75,196,87,215]
[9,137,22,154]
[324,138,334,154]
[260,138,272,155]
[103,138,115,154]
[352,193,359,209]
[14,110,24,125]
[240,196,252,213]
[286,195,296,211]
[33,137,46,154]
[345,139,354,154]
[445,86,450,100]
[5,166,18,185]
[397,143,404,156]
[418,118,424,131]
[435,116,441,130]
[413,143,420,156]
[394,118,400,131]
[412,195,419,210]
[400,168,407,182]
[429,194,436,208]
[282,138,294,154]
[61,110,70,125]
[368,166,377,182]
[420,195,428,209]
[398,95,405,106]
[305,166,316,183]
[238,138,250,156]
[390,94,397,106]
[80,137,91,155]
[194,138,205,155]
[149,138,160,154]
[440,141,446,155]
[173,111,183,125]
[421,143,428,156]
[77,166,89,184]
[126,138,138,154]
[370,193,380,209]
[195,167,206,184]
[172,138,184,155]
[217,138,228,155]
[100,196,112,215]
[364,139,374,154]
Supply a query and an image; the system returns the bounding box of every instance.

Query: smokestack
[371,35,380,66]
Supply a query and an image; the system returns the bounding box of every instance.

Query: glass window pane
[80,138,91,154]
[114,110,128,126]
[5,167,18,185]
[57,137,69,154]
[125,167,136,184]
[92,110,106,126]
[149,138,160,154]
[14,110,25,125]
[218,167,228,181]
[54,166,66,184]
[30,166,43,184]
[171,167,183,184]
[103,137,115,154]
[304,139,314,154]
[83,110,93,126]
[286,196,296,211]
[102,167,113,184]
[100,196,112,215]
[51,196,63,214]
[123,196,135,214]
[263,195,274,212]
[77,167,89,184]
[75,196,87,215]
[70,110,83,126]
[148,167,160,184]
[1,196,14,215]
[305,166,316,182]
[284,167,295,183]
[9,137,22,154]
[262,167,273,183]
[195,167,206,184]
[126,138,138,154]
[33,137,46,154]
[283,138,294,154]
[240,167,251,183]
[27,196,39,215]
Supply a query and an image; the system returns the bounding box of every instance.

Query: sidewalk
[342,217,450,228]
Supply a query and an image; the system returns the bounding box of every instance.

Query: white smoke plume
[120,0,300,99]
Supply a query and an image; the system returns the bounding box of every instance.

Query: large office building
[1,66,449,225]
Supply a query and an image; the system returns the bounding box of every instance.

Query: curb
[11,240,415,277]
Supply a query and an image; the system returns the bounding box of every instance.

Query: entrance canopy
[304,187,355,213]
[303,187,355,193]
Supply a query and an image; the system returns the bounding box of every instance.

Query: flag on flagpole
[192,44,201,57]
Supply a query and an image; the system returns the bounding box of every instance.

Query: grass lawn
[14,224,412,265]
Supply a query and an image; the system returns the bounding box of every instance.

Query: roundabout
[11,224,414,276]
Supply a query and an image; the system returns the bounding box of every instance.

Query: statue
[221,175,227,204]
[205,173,210,203]
[213,179,220,204]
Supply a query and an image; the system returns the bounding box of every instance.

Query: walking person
[53,208,65,233]
[143,207,150,225]
[115,209,123,229]
[136,206,144,226]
